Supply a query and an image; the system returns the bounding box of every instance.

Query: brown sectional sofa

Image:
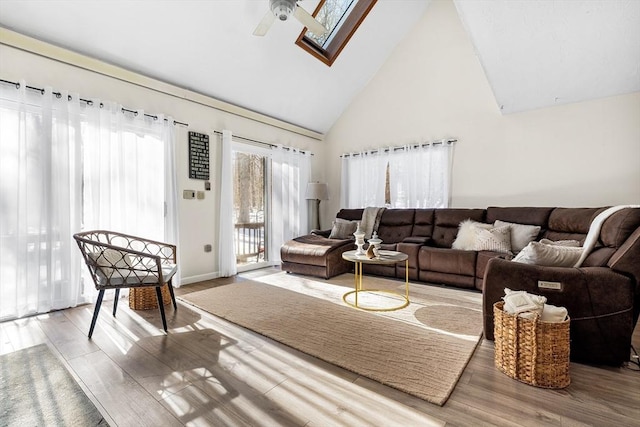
[280,206,640,366]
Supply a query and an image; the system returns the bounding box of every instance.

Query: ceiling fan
[253,0,326,37]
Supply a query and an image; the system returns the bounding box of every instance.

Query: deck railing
[234,222,265,263]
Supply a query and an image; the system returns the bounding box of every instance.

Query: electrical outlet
[196,191,205,200]
[538,280,562,290]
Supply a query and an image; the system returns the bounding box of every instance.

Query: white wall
[0,44,326,283]
[322,0,640,225]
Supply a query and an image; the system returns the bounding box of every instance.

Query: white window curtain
[0,80,181,321]
[341,141,455,209]
[82,100,180,286]
[0,81,83,320]
[340,149,391,208]
[218,130,237,277]
[271,145,311,264]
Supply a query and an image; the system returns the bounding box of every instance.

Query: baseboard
[179,272,221,286]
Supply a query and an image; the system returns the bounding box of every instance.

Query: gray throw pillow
[329,219,357,239]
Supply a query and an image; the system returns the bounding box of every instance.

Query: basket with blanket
[493,289,570,389]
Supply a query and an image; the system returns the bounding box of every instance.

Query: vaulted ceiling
[1,0,638,135]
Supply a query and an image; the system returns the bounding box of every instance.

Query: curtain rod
[0,78,189,127]
[213,130,313,156]
[340,139,457,158]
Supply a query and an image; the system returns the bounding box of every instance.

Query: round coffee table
[341,249,409,311]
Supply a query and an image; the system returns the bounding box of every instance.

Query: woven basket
[129,285,172,310]
[493,301,570,389]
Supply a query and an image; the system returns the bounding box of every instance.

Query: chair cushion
[95,263,177,287]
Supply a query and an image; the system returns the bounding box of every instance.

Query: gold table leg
[342,259,410,312]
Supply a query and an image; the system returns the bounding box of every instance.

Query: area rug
[179,272,483,406]
[0,344,109,426]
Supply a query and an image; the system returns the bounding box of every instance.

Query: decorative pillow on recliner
[513,241,583,267]
[494,220,541,253]
[472,225,512,254]
[328,218,358,239]
[452,219,492,250]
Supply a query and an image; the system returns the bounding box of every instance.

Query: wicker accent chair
[73,230,178,338]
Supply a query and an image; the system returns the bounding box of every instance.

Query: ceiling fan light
[271,0,295,21]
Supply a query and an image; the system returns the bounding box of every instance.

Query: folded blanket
[360,207,386,239]
[518,304,568,323]
[503,288,568,323]
[503,288,546,315]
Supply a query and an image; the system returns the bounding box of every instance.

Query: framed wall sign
[188,131,209,180]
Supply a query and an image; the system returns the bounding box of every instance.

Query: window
[296,0,378,66]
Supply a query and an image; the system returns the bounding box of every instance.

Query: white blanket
[574,204,640,267]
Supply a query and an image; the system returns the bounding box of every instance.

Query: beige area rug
[179,272,483,406]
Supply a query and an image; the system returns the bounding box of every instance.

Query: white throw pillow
[494,220,541,253]
[473,225,512,254]
[329,218,358,239]
[452,219,492,250]
[513,241,583,267]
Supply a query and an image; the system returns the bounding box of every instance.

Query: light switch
[183,190,195,199]
[196,191,205,200]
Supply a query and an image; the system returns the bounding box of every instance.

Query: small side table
[341,250,409,312]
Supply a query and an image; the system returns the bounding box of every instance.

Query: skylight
[296,0,377,67]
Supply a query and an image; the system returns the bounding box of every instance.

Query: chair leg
[155,286,168,332]
[89,289,105,339]
[167,281,177,311]
[113,288,120,316]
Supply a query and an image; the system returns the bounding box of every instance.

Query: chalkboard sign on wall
[188,131,209,180]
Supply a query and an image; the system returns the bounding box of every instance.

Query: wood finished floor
[1,267,639,427]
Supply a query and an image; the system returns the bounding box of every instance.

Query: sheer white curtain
[82,101,180,285]
[391,142,454,208]
[218,130,237,277]
[340,149,390,208]
[341,141,455,209]
[0,81,83,320]
[271,146,311,263]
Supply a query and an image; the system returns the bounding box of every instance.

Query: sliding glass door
[232,145,270,271]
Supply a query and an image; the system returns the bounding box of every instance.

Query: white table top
[342,249,408,265]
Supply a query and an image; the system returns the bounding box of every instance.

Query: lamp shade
[305,182,328,200]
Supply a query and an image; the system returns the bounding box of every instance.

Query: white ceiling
[455,0,640,114]
[1,0,638,134]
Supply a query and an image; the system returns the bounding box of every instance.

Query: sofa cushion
[486,207,553,227]
[542,207,606,242]
[419,246,477,276]
[336,208,364,221]
[412,209,435,237]
[432,209,485,248]
[376,209,415,244]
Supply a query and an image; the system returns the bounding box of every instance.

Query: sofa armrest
[482,258,633,341]
[311,229,332,238]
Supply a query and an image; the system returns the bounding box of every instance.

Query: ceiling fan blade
[293,5,326,36]
[253,10,276,36]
